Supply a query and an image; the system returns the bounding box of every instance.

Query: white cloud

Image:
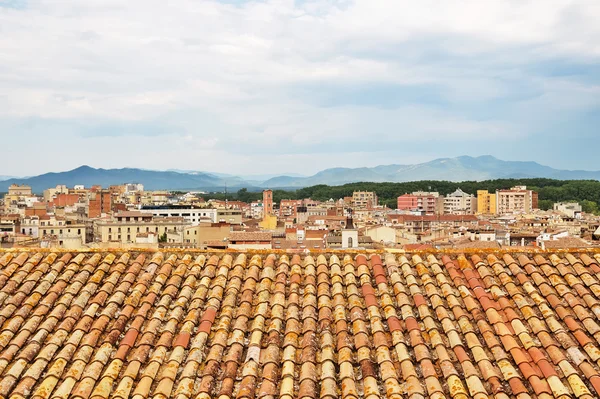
[0,0,598,175]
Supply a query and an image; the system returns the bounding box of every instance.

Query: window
[78,229,81,235]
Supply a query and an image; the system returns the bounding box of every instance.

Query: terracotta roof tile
[1,249,600,397]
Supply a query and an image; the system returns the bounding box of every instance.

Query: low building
[393,215,479,234]
[363,225,398,245]
[554,202,582,219]
[96,212,190,244]
[140,205,217,225]
[216,209,243,225]
[184,223,231,249]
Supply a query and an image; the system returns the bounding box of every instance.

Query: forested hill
[215,179,600,213]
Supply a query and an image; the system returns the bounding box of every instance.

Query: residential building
[394,214,479,234]
[363,225,398,245]
[352,191,378,209]
[20,215,40,238]
[250,201,263,219]
[38,215,87,248]
[397,192,443,215]
[554,202,583,219]
[184,223,231,248]
[43,185,69,202]
[279,199,302,218]
[88,188,112,218]
[96,212,190,244]
[140,205,217,225]
[125,183,144,193]
[477,190,497,215]
[216,209,243,224]
[443,188,476,215]
[496,186,538,215]
[4,184,34,213]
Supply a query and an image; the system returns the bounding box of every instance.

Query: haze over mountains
[2,156,600,193]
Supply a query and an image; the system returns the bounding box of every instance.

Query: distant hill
[3,156,599,193]
[0,166,248,193]
[261,155,600,187]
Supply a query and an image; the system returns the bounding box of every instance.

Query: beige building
[497,186,538,215]
[352,191,378,209]
[363,225,398,245]
[217,209,243,224]
[38,215,87,248]
[96,211,190,244]
[43,185,69,202]
[444,188,476,215]
[184,223,231,248]
[4,184,34,213]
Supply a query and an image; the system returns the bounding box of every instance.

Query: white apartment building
[444,188,476,215]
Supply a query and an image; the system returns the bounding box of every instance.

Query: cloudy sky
[0,0,598,177]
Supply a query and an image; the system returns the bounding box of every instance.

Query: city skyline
[1,0,599,177]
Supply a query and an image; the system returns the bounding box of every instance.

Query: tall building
[397,191,442,215]
[476,190,497,215]
[88,188,112,218]
[443,188,476,215]
[4,184,35,214]
[263,190,274,216]
[352,191,378,209]
[496,186,538,215]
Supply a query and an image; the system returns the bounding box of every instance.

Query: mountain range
[1,155,599,193]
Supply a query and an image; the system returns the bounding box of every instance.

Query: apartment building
[279,199,302,218]
[184,223,231,248]
[443,188,476,215]
[497,186,538,215]
[216,209,243,224]
[96,211,190,244]
[4,184,35,213]
[477,190,497,215]
[140,205,217,224]
[37,215,87,247]
[352,191,378,209]
[394,215,479,234]
[397,191,443,215]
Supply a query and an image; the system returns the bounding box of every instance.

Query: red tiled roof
[1,250,600,398]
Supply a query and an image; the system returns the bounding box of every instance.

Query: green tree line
[208,179,600,214]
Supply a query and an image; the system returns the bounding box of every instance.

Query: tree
[581,200,599,215]
[159,232,167,243]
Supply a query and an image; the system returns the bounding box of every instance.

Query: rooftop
[0,250,600,398]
